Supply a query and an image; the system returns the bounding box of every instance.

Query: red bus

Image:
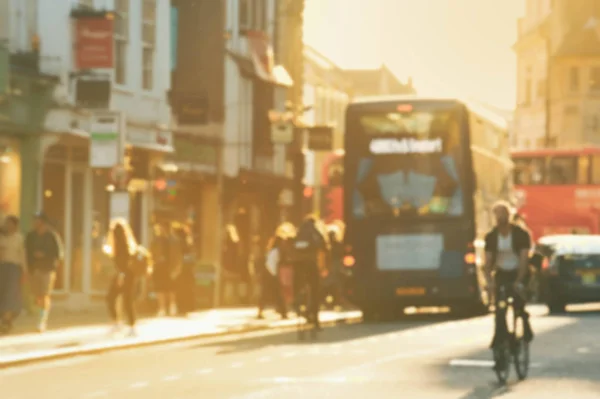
[320,151,344,223]
[512,147,600,240]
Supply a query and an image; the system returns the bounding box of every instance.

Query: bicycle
[492,282,530,384]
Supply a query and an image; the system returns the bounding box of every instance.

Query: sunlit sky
[304,0,525,110]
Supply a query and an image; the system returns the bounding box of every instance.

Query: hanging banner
[74,16,114,69]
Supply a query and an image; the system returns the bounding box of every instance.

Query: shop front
[0,138,21,221]
[155,132,220,264]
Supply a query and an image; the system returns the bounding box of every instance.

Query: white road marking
[577,347,590,354]
[257,356,271,363]
[163,374,181,382]
[449,359,542,368]
[84,391,108,398]
[231,362,244,368]
[196,368,213,374]
[282,351,296,358]
[130,381,149,389]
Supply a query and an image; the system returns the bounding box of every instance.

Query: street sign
[90,111,121,168]
[269,109,294,145]
[307,126,333,151]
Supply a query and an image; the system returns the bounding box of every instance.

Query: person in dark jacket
[484,201,534,369]
[174,225,196,314]
[293,215,328,329]
[151,222,181,316]
[25,212,62,332]
[105,218,138,336]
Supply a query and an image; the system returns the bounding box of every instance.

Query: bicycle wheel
[513,313,530,380]
[493,340,511,384]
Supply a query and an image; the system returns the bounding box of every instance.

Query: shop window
[513,157,545,185]
[0,143,21,219]
[91,169,111,293]
[590,67,600,92]
[114,0,129,85]
[548,156,577,184]
[70,171,85,293]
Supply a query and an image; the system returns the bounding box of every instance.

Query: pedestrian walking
[151,222,181,316]
[105,218,139,336]
[174,225,196,314]
[24,212,62,332]
[257,232,288,320]
[0,215,27,334]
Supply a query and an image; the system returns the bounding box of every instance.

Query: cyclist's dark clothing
[293,261,320,325]
[492,270,527,348]
[485,224,534,350]
[292,220,327,327]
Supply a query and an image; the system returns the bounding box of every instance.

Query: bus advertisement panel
[343,97,512,318]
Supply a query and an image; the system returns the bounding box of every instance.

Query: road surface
[2,304,600,398]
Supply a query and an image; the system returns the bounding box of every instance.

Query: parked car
[536,234,600,314]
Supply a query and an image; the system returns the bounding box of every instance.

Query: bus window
[591,155,600,184]
[513,157,545,185]
[548,157,577,184]
[578,155,590,184]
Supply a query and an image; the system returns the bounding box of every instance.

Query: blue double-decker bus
[342,96,513,319]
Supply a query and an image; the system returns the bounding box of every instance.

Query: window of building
[548,156,577,184]
[514,157,545,185]
[114,0,129,85]
[141,0,156,91]
[524,78,532,105]
[569,67,579,92]
[536,79,546,98]
[590,67,600,91]
[239,0,251,30]
[254,0,268,31]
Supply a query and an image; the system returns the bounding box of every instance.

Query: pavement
[2,303,600,398]
[0,307,361,367]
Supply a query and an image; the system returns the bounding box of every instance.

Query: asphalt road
[2,304,600,399]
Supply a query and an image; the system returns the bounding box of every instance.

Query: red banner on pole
[74,17,114,69]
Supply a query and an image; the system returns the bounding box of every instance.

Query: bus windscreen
[351,108,465,219]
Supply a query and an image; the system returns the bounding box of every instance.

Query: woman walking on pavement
[105,218,138,336]
[0,215,27,334]
[257,232,288,320]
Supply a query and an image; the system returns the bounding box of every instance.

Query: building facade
[2,0,173,305]
[302,45,351,217]
[513,0,600,149]
[342,65,415,97]
[221,0,295,304]
[165,0,224,275]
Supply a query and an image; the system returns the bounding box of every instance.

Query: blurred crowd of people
[0,209,348,336]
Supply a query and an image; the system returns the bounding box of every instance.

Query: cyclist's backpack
[293,223,322,262]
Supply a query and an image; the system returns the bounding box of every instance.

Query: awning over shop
[159,132,220,176]
[227,31,294,87]
[42,107,91,144]
[126,124,174,153]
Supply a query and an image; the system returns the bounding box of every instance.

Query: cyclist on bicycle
[292,215,328,330]
[484,201,534,367]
